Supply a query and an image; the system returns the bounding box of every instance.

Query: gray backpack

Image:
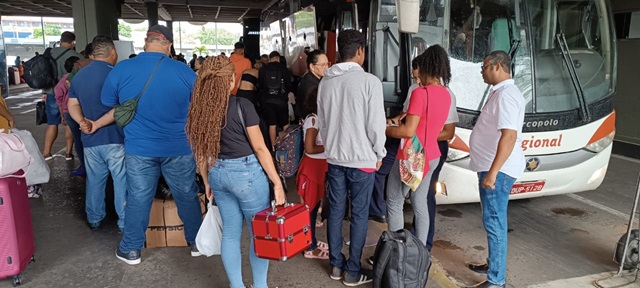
[373,229,431,288]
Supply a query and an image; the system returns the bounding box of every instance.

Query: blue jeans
[327,164,375,277]
[370,138,399,217]
[64,113,84,167]
[478,171,516,286]
[84,144,126,227]
[209,155,270,288]
[45,93,61,125]
[118,154,202,252]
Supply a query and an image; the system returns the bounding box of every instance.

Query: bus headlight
[447,148,470,162]
[584,131,615,153]
[435,181,447,196]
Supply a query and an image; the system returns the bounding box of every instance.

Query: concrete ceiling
[0,0,285,23]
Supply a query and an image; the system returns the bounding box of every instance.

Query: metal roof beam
[186,5,193,19]
[262,0,280,12]
[0,2,36,14]
[124,3,145,17]
[157,0,264,9]
[238,8,250,21]
[159,5,173,20]
[52,0,73,8]
[215,6,221,20]
[22,0,65,15]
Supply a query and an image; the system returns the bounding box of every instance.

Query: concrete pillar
[0,14,7,97]
[72,0,120,52]
[166,21,177,56]
[146,0,159,28]
[242,18,261,61]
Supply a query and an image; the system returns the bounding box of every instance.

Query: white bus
[272,0,618,204]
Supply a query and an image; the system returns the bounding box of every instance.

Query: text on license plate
[510,181,545,194]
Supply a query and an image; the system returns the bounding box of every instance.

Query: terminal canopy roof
[0,0,289,23]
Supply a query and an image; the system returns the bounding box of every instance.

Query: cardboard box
[146,198,167,248]
[145,194,206,248]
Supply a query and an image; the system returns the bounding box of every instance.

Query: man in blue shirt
[68,36,126,234]
[101,25,202,265]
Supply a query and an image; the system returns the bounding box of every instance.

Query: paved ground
[0,90,440,288]
[3,88,640,288]
[427,154,640,288]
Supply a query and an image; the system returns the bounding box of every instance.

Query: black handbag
[236,99,287,200]
[36,101,47,125]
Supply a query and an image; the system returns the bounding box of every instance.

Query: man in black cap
[101,25,203,265]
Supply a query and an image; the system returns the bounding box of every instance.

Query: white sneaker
[28,185,42,199]
[190,243,202,257]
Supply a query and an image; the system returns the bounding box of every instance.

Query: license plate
[510,181,545,195]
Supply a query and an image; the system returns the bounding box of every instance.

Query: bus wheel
[615,229,640,270]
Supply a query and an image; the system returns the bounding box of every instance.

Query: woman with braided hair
[186,56,285,288]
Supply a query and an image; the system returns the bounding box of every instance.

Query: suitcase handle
[269,200,293,215]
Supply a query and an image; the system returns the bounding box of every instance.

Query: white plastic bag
[11,129,50,186]
[0,132,31,177]
[196,202,223,257]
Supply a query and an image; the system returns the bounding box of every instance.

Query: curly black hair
[304,87,319,116]
[418,44,451,86]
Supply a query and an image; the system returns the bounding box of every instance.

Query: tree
[32,24,62,39]
[118,23,132,38]
[197,28,241,45]
[193,46,209,56]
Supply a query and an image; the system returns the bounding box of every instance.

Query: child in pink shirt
[54,56,85,177]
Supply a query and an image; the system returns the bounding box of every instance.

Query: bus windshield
[527,0,615,113]
[382,0,615,114]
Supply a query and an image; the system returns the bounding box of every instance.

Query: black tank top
[241,73,258,86]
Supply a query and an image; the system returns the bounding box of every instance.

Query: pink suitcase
[0,171,35,287]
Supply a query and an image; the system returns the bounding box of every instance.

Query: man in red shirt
[230,42,252,95]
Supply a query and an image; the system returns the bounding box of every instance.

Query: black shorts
[262,103,289,127]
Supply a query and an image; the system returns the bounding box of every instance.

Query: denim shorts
[46,93,61,125]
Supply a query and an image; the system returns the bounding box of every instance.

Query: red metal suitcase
[251,202,312,261]
[0,171,35,287]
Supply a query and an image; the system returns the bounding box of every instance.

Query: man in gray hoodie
[318,29,387,286]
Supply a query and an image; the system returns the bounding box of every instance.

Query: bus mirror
[396,0,420,34]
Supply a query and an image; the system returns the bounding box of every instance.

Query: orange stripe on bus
[449,134,470,152]
[587,111,616,145]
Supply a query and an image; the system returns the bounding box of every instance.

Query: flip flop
[304,248,329,260]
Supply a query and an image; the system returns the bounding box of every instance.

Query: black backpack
[263,66,286,102]
[372,229,431,288]
[23,47,70,89]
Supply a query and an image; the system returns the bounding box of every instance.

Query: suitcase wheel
[12,274,22,287]
[30,256,35,263]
